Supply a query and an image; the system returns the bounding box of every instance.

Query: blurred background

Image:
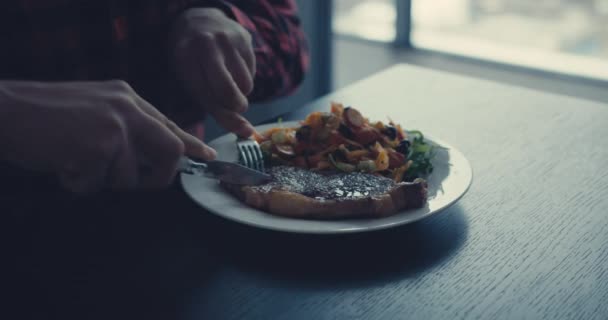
[206,0,608,139]
[334,0,608,84]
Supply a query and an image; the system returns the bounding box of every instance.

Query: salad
[253,103,435,183]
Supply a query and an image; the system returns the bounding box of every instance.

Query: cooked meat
[221,166,428,219]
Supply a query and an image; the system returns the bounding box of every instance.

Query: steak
[221,166,428,219]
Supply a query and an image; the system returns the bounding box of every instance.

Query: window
[333,0,608,80]
[333,0,397,42]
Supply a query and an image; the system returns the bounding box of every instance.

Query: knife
[178,157,271,185]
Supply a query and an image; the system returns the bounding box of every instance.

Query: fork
[178,139,265,175]
[237,138,265,172]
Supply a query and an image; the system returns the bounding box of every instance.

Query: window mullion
[394,0,412,47]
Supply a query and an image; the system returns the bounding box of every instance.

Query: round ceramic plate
[181,121,472,234]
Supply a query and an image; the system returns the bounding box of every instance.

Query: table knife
[178,157,271,186]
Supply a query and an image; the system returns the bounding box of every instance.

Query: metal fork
[237,138,265,172]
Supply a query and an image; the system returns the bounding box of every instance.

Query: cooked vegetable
[373,121,385,130]
[296,125,312,142]
[393,161,413,182]
[396,140,411,155]
[260,140,273,153]
[388,150,406,169]
[346,149,370,162]
[374,143,389,171]
[323,113,341,131]
[338,123,355,139]
[304,112,324,128]
[383,126,397,140]
[271,130,288,145]
[353,127,382,145]
[255,104,434,181]
[331,148,348,162]
[357,160,377,172]
[330,102,344,118]
[274,144,296,158]
[316,160,331,170]
[344,107,365,128]
[329,154,356,172]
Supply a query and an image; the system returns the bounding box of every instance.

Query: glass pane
[333,0,397,42]
[412,0,608,80]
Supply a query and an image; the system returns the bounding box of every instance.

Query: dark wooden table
[5,65,608,320]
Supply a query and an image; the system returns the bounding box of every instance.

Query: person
[0,0,308,193]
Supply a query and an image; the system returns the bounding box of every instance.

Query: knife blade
[179,157,271,186]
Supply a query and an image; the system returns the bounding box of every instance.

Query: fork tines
[237,139,265,172]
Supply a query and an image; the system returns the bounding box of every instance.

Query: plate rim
[181,121,473,234]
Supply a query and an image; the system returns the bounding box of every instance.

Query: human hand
[0,80,216,193]
[172,7,256,138]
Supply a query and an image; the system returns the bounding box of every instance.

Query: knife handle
[177,157,208,175]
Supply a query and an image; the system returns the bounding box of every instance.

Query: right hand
[171,7,256,138]
[0,80,217,193]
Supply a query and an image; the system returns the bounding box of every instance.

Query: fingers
[173,23,257,139]
[119,93,184,187]
[174,37,215,108]
[209,108,255,138]
[132,112,184,188]
[165,120,217,160]
[221,46,254,96]
[132,94,216,160]
[216,32,254,95]
[197,36,249,113]
[239,33,256,77]
[188,36,256,138]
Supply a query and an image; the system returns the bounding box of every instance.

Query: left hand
[171,7,256,138]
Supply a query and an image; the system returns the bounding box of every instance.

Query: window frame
[394,0,412,48]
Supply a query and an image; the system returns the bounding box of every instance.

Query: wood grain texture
[5,65,608,320]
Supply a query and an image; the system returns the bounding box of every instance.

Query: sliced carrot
[375,149,389,171]
[304,112,324,128]
[374,142,389,171]
[330,102,344,118]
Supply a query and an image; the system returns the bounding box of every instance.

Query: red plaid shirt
[0,0,309,125]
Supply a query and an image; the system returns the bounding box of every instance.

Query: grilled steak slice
[221,166,428,219]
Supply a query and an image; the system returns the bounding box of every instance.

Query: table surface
[5,64,608,320]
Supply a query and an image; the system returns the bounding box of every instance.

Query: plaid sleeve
[206,0,310,102]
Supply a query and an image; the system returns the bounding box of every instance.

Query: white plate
[181,121,472,234]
